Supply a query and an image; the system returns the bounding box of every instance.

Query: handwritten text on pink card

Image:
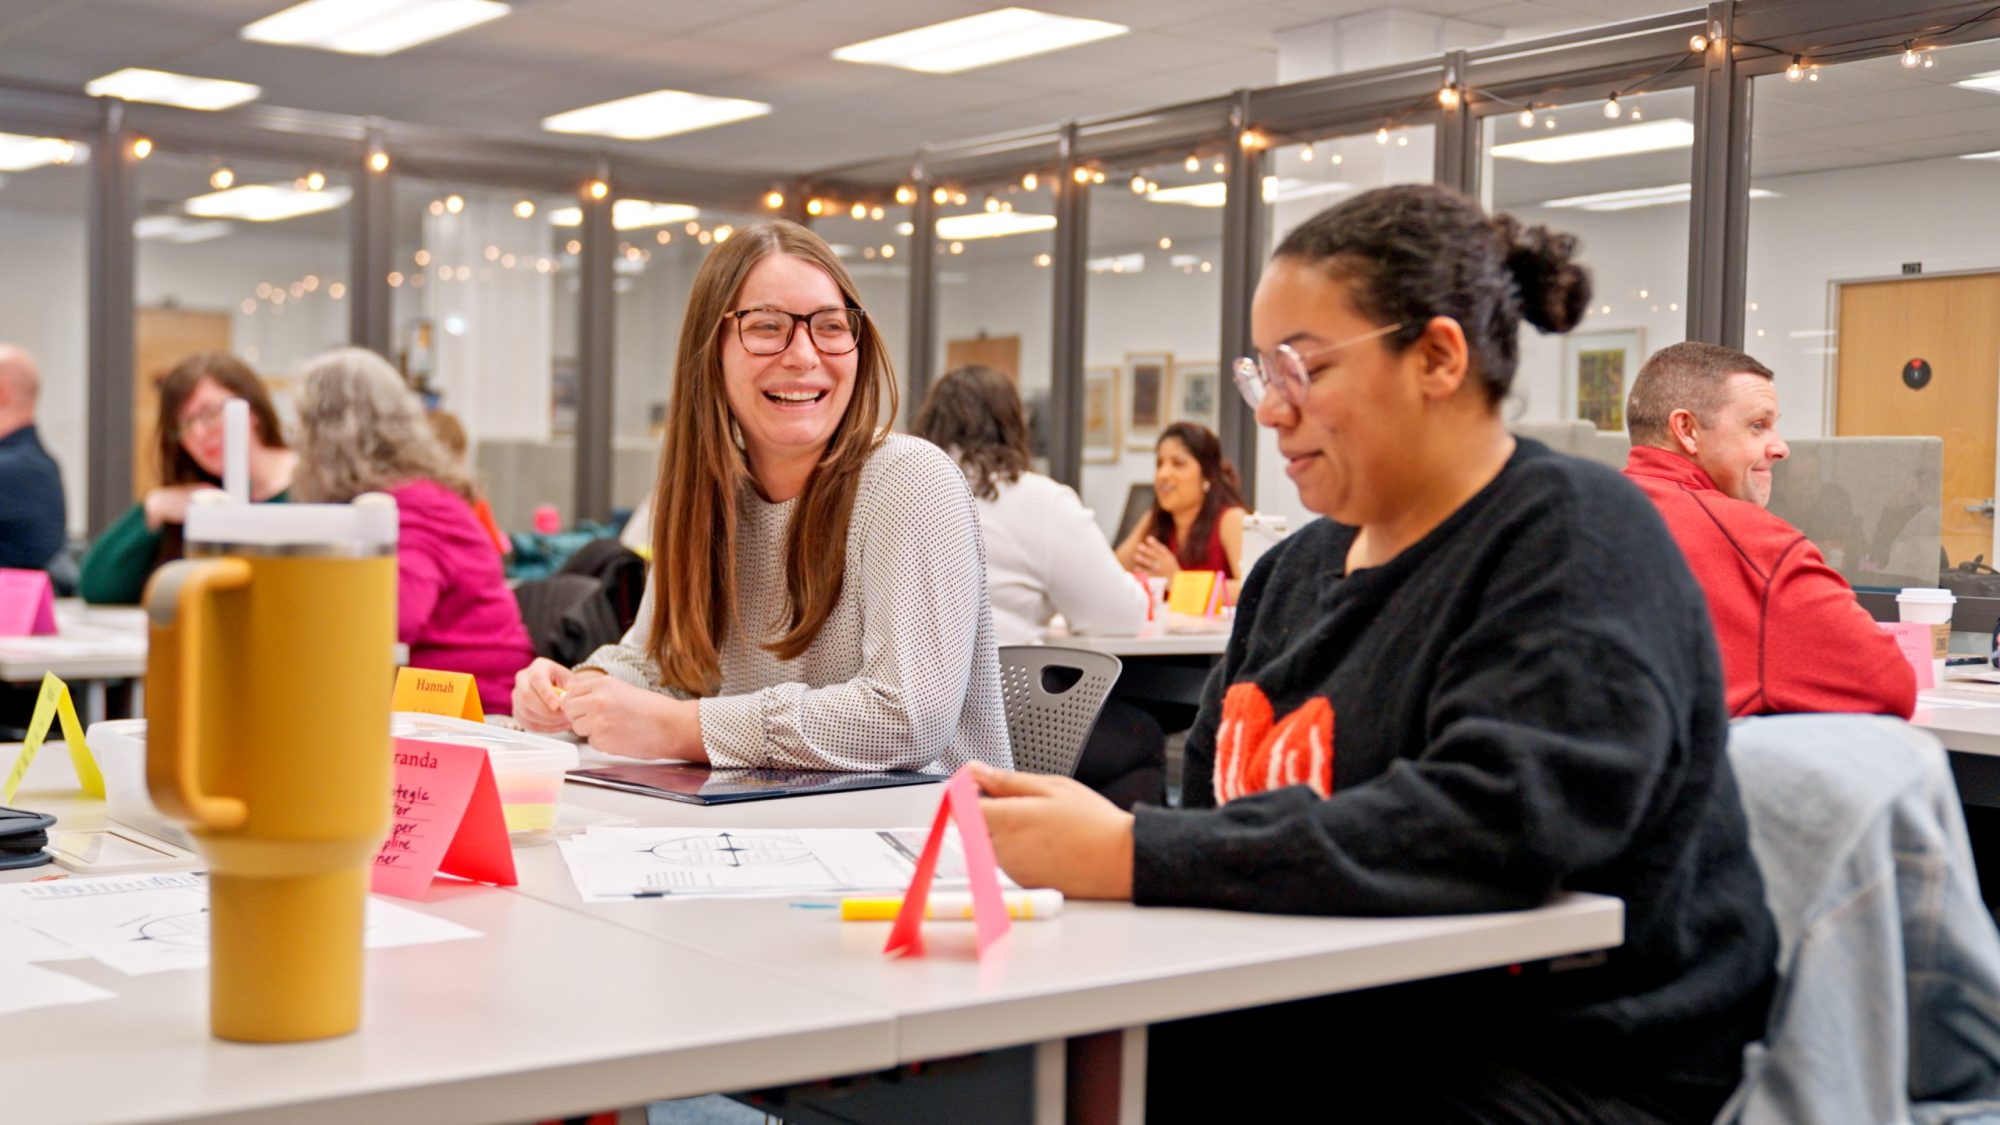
[371,737,516,900]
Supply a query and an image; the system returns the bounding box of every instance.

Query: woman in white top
[916,365,1163,807]
[914,365,1148,646]
[512,221,1010,773]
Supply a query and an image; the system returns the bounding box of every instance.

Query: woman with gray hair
[294,347,532,713]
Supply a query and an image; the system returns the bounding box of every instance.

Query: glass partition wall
[932,174,1058,453]
[608,200,759,520]
[0,128,89,536]
[1078,153,1228,542]
[1482,88,1695,437]
[388,178,577,533]
[134,149,352,495]
[1749,39,2000,594]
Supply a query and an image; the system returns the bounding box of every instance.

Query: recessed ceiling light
[134,215,232,243]
[541,89,770,141]
[1540,182,1779,211]
[84,68,261,111]
[546,200,702,229]
[184,183,353,222]
[1491,118,1695,164]
[1144,178,1353,208]
[0,133,86,172]
[833,8,1127,74]
[1955,71,2000,94]
[242,0,510,57]
[1961,149,2000,159]
[934,211,1057,240]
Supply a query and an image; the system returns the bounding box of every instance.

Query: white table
[3,744,1623,1123]
[1911,680,2000,807]
[0,600,407,724]
[2,748,898,1125]
[531,762,1624,1118]
[1046,613,1230,658]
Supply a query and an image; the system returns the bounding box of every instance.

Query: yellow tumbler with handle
[145,491,399,1042]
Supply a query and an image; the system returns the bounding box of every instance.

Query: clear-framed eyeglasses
[1231,322,1404,409]
[722,306,866,356]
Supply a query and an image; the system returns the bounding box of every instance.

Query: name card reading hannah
[393,667,485,721]
[371,737,515,900]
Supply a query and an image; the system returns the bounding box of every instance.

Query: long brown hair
[648,220,898,696]
[155,351,287,486]
[1149,421,1246,568]
[913,365,1030,502]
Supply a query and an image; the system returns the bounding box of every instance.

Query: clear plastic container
[390,713,578,840]
[86,718,193,848]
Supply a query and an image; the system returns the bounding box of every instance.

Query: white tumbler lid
[185,491,398,556]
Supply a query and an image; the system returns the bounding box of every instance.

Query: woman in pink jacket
[293,347,533,713]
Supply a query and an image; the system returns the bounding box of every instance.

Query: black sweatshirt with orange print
[1132,438,1776,1104]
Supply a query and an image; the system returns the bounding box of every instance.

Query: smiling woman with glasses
[970,184,1778,1121]
[512,220,1010,775]
[78,351,297,604]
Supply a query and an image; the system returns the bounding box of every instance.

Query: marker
[838,889,1063,921]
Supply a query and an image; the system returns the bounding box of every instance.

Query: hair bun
[1493,214,1591,334]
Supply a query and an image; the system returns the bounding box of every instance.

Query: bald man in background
[0,346,67,570]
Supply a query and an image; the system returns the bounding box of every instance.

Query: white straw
[223,398,250,503]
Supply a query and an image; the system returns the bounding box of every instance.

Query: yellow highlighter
[840,889,1065,921]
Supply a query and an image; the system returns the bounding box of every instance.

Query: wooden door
[133,307,232,495]
[945,333,1021,382]
[1835,273,2000,567]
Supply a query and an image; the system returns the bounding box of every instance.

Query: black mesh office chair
[995,646,1123,777]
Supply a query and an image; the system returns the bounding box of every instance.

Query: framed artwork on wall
[1125,351,1172,450]
[1083,365,1121,463]
[1565,329,1644,432]
[1174,360,1220,432]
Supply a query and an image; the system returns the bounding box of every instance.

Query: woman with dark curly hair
[972,184,1776,1120]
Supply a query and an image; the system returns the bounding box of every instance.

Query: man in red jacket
[1623,341,1915,718]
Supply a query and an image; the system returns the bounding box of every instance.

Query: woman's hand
[970,762,1135,900]
[142,485,205,531]
[561,674,704,762]
[1132,536,1181,578]
[511,658,576,732]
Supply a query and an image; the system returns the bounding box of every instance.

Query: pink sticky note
[885,767,1011,959]
[1881,621,1936,690]
[0,569,56,636]
[372,738,518,900]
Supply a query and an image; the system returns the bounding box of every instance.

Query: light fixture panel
[242,0,511,57]
[833,8,1127,74]
[84,68,261,111]
[542,89,770,141]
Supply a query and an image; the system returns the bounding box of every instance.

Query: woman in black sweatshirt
[972,184,1776,1122]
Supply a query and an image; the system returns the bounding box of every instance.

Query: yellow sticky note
[394,667,485,722]
[3,672,104,804]
[1166,570,1219,617]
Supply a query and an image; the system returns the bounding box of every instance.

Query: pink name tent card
[371,737,516,900]
[0,569,56,636]
[885,766,1011,959]
[1881,621,1935,690]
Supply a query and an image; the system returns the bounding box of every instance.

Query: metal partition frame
[3,1,1998,529]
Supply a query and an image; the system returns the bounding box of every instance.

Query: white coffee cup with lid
[1897,587,1956,685]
